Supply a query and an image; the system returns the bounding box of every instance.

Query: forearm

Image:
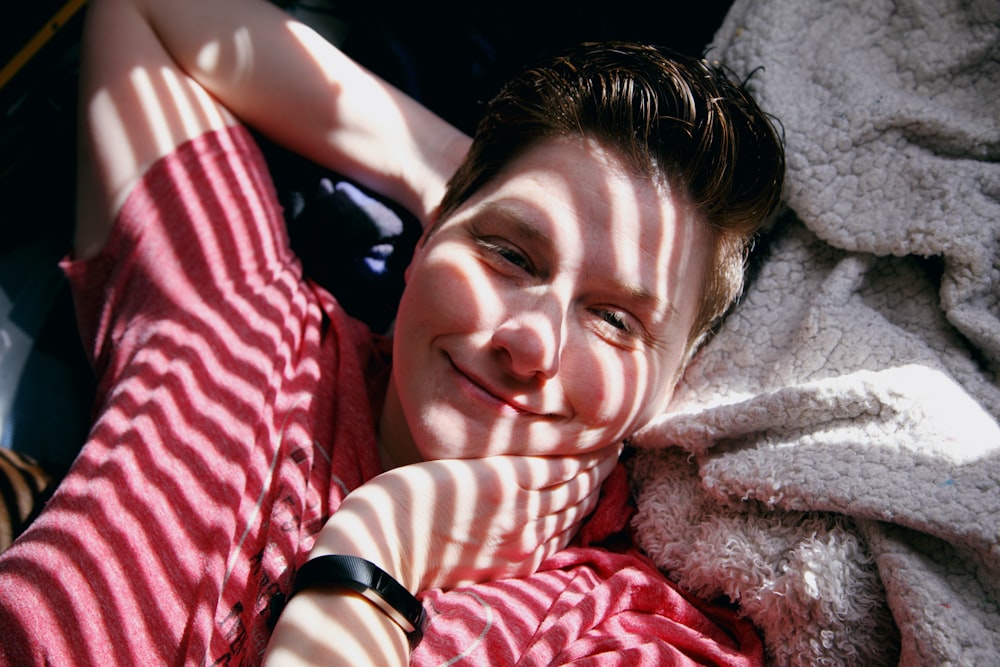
[255,463,420,666]
[265,493,414,666]
[265,590,408,667]
[132,0,468,225]
[262,452,617,663]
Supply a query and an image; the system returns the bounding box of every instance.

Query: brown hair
[438,42,785,357]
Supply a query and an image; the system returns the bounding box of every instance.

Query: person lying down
[0,0,784,664]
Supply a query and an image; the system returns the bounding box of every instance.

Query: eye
[601,310,630,331]
[476,238,533,273]
[592,307,641,340]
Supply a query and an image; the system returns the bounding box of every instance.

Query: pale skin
[76,0,710,665]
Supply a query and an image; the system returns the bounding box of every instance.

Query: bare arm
[265,452,618,666]
[76,0,469,258]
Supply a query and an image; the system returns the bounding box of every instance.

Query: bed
[627,0,1000,663]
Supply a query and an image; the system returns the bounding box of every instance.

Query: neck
[377,376,422,470]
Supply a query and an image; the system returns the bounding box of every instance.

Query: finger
[466,518,577,584]
[593,445,621,483]
[447,479,606,587]
[517,494,599,572]
[533,485,602,545]
[521,454,614,520]
[509,443,621,492]
[505,475,604,568]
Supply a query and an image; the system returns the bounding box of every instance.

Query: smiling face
[379,136,711,466]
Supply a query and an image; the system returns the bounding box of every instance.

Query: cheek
[563,344,674,435]
[562,345,630,426]
[398,250,499,339]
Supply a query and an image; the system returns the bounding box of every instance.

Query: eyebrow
[612,279,679,321]
[479,201,555,249]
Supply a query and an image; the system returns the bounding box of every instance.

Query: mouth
[447,354,540,416]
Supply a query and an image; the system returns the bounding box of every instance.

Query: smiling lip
[448,356,538,416]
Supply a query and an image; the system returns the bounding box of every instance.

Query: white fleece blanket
[628,0,1000,664]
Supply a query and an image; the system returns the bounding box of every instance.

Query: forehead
[449,137,709,318]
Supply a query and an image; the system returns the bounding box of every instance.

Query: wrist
[310,496,418,593]
[290,555,425,647]
[267,585,410,665]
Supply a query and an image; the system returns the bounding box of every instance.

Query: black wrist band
[290,555,425,645]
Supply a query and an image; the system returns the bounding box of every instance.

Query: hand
[309,446,620,593]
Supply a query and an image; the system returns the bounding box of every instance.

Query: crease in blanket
[628,0,1000,664]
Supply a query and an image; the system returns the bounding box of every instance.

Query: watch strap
[290,555,425,643]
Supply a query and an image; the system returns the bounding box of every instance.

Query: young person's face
[380,136,711,464]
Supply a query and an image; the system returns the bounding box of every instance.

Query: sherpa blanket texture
[627,0,1000,665]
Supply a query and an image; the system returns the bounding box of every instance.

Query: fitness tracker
[288,554,425,645]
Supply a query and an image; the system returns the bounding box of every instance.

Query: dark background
[2,0,735,254]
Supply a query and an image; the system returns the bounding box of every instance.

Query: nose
[490,299,563,381]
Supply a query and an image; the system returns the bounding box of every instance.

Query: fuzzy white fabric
[628,0,1000,664]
